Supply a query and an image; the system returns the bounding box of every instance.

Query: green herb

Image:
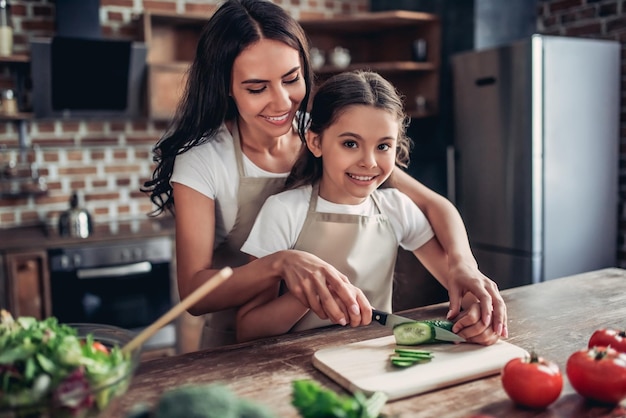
[292,379,387,418]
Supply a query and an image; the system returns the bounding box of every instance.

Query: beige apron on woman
[291,184,399,332]
[201,122,286,348]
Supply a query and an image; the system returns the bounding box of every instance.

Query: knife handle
[372,309,388,325]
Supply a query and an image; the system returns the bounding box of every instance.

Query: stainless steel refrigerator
[450,34,619,288]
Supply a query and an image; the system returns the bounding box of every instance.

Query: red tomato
[91,341,110,354]
[589,329,626,353]
[566,346,626,404]
[501,352,563,409]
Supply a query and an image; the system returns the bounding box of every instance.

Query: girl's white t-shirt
[170,124,288,248]
[241,185,435,258]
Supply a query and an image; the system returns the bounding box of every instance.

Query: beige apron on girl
[201,122,286,348]
[291,184,399,332]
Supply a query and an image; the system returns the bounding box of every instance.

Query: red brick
[85,121,105,132]
[101,0,134,6]
[58,167,97,175]
[86,192,119,202]
[184,4,217,16]
[69,180,86,190]
[35,121,55,133]
[81,137,119,146]
[127,135,160,144]
[67,150,84,161]
[113,149,128,159]
[103,164,142,173]
[142,1,177,13]
[61,121,81,133]
[32,138,76,147]
[606,15,626,33]
[107,11,125,22]
[549,0,584,13]
[564,22,603,36]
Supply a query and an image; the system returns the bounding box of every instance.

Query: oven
[48,236,176,351]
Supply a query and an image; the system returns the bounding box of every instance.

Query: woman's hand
[446,260,508,339]
[451,302,500,346]
[277,249,372,327]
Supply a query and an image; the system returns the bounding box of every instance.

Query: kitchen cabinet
[0,54,32,120]
[299,10,441,118]
[139,11,207,121]
[3,249,51,319]
[140,10,441,120]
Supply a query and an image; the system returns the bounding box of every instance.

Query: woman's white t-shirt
[170,124,288,248]
[241,185,435,258]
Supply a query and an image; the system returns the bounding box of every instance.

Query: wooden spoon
[122,267,233,355]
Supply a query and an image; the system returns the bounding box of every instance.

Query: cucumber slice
[393,322,435,345]
[389,347,434,368]
[393,348,433,357]
[392,319,455,345]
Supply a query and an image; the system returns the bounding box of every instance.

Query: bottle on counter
[0,0,13,57]
[2,89,17,115]
[58,191,93,238]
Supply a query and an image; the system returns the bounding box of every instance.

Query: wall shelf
[300,10,441,118]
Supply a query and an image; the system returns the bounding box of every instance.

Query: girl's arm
[236,279,310,343]
[388,168,507,338]
[412,237,499,345]
[173,183,364,326]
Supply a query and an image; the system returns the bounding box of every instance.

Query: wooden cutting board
[313,335,528,400]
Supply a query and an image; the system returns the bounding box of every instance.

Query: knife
[371,309,466,343]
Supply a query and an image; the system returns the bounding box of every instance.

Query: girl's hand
[451,302,500,346]
[278,250,370,326]
[446,261,508,339]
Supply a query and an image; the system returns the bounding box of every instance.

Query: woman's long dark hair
[142,0,313,215]
[287,70,411,190]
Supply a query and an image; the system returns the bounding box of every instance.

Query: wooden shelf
[300,10,441,117]
[140,12,208,120]
[0,54,30,64]
[299,10,438,32]
[0,112,33,121]
[315,61,437,74]
[139,10,441,120]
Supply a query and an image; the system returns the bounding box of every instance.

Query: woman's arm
[389,168,507,338]
[236,281,310,343]
[173,183,365,325]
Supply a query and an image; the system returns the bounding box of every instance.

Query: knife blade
[371,309,466,343]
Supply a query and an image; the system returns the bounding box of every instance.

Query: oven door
[50,259,175,350]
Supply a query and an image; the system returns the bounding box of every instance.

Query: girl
[142,0,506,348]
[238,71,500,345]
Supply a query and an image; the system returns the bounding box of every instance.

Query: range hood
[30,0,147,120]
[56,0,101,39]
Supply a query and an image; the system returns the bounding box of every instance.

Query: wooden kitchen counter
[102,268,626,418]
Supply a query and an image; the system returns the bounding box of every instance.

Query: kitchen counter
[101,267,626,418]
[0,217,175,252]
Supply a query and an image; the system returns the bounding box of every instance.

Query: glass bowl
[0,322,142,418]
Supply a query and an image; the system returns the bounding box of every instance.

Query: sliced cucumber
[392,319,455,346]
[389,348,434,368]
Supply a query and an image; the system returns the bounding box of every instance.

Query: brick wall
[0,0,368,230]
[537,0,625,267]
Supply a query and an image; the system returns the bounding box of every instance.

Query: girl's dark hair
[142,0,313,215]
[287,70,411,190]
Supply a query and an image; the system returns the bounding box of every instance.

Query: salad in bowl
[0,310,140,417]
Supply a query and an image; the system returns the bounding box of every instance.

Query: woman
[143,0,507,348]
